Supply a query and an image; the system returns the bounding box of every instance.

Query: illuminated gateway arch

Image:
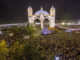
[28,6,56,29]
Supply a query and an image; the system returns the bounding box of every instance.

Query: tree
[0,40,9,60]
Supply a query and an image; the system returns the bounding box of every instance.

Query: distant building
[28,6,56,28]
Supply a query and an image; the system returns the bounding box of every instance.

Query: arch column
[41,20,43,29]
[33,21,35,27]
[40,14,44,29]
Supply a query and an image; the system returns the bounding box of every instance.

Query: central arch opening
[34,19,41,28]
[43,19,50,27]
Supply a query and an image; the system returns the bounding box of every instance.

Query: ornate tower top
[28,1,32,10]
[28,6,33,16]
[28,6,32,9]
[50,6,55,16]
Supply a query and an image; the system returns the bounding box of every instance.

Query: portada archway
[28,6,56,29]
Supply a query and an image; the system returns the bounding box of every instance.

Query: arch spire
[51,5,53,8]
[29,0,31,7]
[51,5,55,9]
[28,0,32,9]
[40,6,43,10]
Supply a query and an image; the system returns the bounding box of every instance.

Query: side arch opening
[34,19,41,28]
[43,19,50,27]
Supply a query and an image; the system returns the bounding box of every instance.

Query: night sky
[0,0,80,23]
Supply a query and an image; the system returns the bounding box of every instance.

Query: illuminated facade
[28,6,56,29]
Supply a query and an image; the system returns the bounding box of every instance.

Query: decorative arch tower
[27,6,56,29]
[28,6,33,16]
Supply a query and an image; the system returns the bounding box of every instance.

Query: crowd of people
[0,25,80,60]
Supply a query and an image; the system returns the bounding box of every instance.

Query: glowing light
[9,33,14,37]
[41,27,52,35]
[61,22,65,25]
[54,56,60,60]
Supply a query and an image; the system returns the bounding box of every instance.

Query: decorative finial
[28,0,32,9]
[29,0,31,7]
[51,6,54,8]
[40,6,43,10]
